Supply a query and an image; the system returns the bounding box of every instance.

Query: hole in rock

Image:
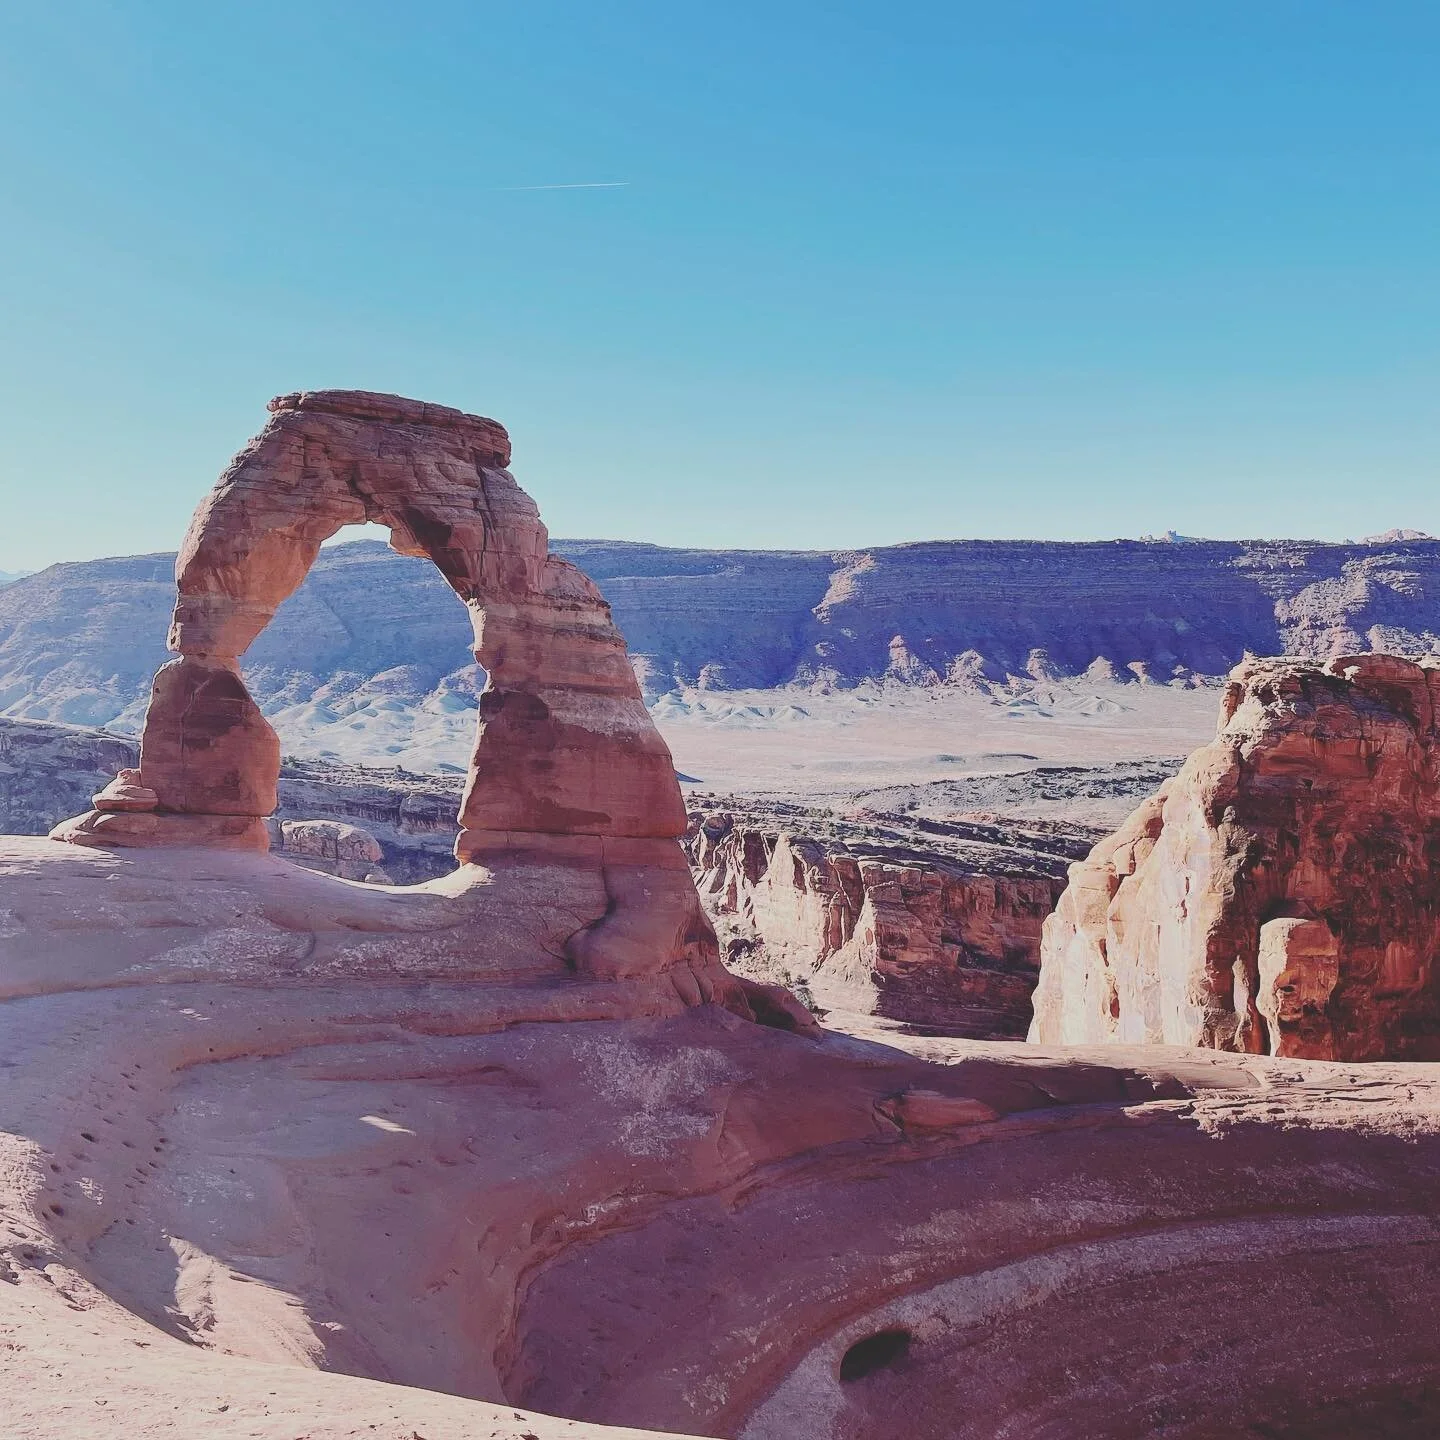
[745,989,806,1032]
[839,1327,912,1381]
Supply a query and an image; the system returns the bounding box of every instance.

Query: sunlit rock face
[1032,654,1440,1060]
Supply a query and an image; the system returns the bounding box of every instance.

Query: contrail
[495,181,631,191]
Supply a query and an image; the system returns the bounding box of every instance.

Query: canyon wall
[1032,653,1440,1060]
[687,800,1089,1036]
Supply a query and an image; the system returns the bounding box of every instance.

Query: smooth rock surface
[4,835,1440,1438]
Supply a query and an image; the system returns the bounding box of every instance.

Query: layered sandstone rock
[49,391,711,985]
[687,799,1089,1036]
[1031,653,1440,1060]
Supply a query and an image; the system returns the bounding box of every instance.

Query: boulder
[276,817,392,883]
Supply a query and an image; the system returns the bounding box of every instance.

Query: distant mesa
[9,525,1440,769]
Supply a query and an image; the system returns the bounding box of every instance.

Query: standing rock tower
[1031,653,1440,1060]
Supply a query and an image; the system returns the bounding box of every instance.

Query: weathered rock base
[52,806,271,851]
[5,835,1440,1439]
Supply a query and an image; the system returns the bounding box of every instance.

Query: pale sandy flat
[655,682,1219,803]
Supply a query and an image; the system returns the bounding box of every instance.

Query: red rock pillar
[451,571,696,979]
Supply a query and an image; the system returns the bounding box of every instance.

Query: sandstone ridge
[1033,653,1440,1060]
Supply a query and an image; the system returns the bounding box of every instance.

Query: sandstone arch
[52,389,699,979]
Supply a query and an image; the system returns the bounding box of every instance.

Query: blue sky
[2,2,1438,570]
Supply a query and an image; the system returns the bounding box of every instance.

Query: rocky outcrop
[1031,653,1440,1060]
[686,799,1091,1036]
[272,817,391,882]
[49,390,727,990]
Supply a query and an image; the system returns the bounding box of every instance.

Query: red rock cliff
[1031,653,1440,1060]
[687,801,1082,1036]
